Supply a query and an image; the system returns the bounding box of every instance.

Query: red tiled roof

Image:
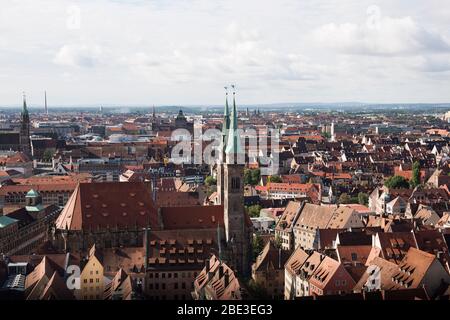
[161,205,224,230]
[56,182,158,231]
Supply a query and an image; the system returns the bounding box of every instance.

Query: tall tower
[330,122,336,142]
[44,91,48,115]
[216,87,230,205]
[223,86,251,276]
[20,93,31,156]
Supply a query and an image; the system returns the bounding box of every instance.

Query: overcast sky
[1,0,450,106]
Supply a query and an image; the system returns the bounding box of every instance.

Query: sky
[1,0,450,106]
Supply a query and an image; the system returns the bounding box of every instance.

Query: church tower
[216,87,230,205]
[20,93,31,156]
[222,86,251,276]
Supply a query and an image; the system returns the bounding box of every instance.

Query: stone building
[0,189,61,255]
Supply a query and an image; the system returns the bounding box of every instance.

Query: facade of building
[252,240,289,299]
[0,190,61,255]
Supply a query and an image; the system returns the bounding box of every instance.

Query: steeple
[222,87,231,149]
[225,85,243,157]
[20,92,31,156]
[22,92,28,116]
[222,84,251,277]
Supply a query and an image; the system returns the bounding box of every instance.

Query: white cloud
[1,0,450,105]
[313,15,450,56]
[54,44,105,68]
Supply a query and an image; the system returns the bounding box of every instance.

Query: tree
[411,161,421,188]
[247,279,270,299]
[42,149,54,162]
[244,169,252,185]
[204,176,217,186]
[244,169,261,186]
[252,234,265,261]
[246,205,262,218]
[250,169,261,186]
[338,193,352,204]
[274,235,282,248]
[358,192,369,205]
[384,175,410,189]
[268,175,282,183]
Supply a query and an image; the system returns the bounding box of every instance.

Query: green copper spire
[21,92,29,120]
[225,85,243,156]
[222,87,231,149]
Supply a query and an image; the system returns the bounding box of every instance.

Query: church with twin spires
[216,86,252,276]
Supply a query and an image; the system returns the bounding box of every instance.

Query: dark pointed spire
[225,85,243,156]
[22,92,28,112]
[222,86,231,149]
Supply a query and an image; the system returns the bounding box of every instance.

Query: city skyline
[1,0,450,105]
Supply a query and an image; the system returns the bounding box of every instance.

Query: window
[231,177,240,190]
[351,253,357,261]
[90,279,94,283]
[174,283,178,289]
[182,283,186,289]
[162,283,166,290]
